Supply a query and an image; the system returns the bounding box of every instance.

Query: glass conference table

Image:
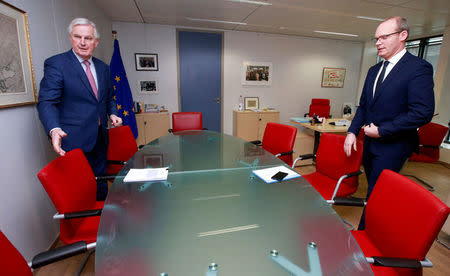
[95,130,372,276]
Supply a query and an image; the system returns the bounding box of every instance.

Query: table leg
[313,131,321,156]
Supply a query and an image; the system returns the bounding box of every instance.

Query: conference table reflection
[95,130,372,276]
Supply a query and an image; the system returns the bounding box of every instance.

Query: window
[405,35,443,75]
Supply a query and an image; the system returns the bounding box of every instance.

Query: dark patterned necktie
[375,60,389,93]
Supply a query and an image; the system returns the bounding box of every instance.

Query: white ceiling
[94,0,450,41]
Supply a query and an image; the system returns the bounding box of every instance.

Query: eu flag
[110,39,138,138]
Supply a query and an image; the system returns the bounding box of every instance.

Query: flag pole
[112,30,117,40]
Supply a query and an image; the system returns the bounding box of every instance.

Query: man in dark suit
[37,18,122,200]
[344,16,434,229]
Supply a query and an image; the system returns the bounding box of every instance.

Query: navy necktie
[375,60,389,93]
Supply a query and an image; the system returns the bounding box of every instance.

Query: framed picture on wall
[135,53,159,71]
[242,61,272,86]
[321,67,346,88]
[0,1,36,108]
[139,80,158,94]
[244,97,259,110]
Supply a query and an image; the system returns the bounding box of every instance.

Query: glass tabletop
[96,131,373,276]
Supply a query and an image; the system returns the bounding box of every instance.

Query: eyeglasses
[372,31,402,43]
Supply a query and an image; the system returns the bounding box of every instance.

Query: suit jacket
[37,50,118,152]
[348,51,434,157]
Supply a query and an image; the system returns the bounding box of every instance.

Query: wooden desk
[291,118,349,155]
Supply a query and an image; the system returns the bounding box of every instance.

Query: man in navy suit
[37,18,122,200]
[344,16,434,229]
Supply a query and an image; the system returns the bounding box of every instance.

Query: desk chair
[251,122,297,166]
[169,112,206,133]
[292,133,363,200]
[0,230,94,275]
[329,170,450,275]
[37,149,107,273]
[107,125,142,175]
[403,122,448,191]
[304,98,331,118]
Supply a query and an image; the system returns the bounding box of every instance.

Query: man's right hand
[50,128,67,156]
[344,132,357,157]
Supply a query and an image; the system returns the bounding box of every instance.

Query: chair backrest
[172,112,203,133]
[365,170,450,260]
[262,122,297,166]
[315,133,363,196]
[107,125,138,173]
[37,149,99,244]
[0,231,32,276]
[309,98,330,118]
[410,122,448,162]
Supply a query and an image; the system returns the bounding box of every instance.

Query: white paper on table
[252,165,301,184]
[123,167,169,183]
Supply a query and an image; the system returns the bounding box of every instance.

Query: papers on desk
[252,165,301,184]
[123,167,169,183]
[333,119,350,126]
[290,117,312,123]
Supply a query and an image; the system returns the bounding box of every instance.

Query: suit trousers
[357,145,409,230]
[84,126,108,201]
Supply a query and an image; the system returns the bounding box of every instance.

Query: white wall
[0,0,112,261]
[112,22,364,135]
[111,22,179,114]
[223,31,363,134]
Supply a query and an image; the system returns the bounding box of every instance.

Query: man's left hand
[364,123,380,138]
[110,114,123,127]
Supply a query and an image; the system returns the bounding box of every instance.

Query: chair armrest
[202,128,208,130]
[96,175,117,181]
[138,144,145,149]
[53,209,102,220]
[249,140,262,145]
[275,151,294,157]
[291,153,315,168]
[367,256,432,269]
[327,197,366,206]
[30,241,96,269]
[107,160,126,165]
[421,145,440,148]
[330,170,363,200]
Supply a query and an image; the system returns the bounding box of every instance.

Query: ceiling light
[314,30,358,37]
[227,0,272,6]
[357,16,384,22]
[186,17,247,25]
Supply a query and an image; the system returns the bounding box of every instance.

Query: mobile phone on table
[271,171,288,182]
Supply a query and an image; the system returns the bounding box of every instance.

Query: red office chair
[107,125,139,174]
[409,122,447,163]
[37,149,103,245]
[404,122,448,191]
[252,122,297,166]
[331,170,450,275]
[0,230,93,274]
[304,98,331,118]
[293,133,364,200]
[170,112,205,133]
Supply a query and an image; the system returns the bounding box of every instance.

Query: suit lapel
[371,52,410,106]
[67,50,98,100]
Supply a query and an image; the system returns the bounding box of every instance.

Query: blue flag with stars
[110,39,138,138]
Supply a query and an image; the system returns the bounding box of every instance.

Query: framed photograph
[321,67,346,88]
[144,154,163,168]
[244,97,259,110]
[0,1,36,108]
[342,102,354,118]
[135,53,158,71]
[242,61,272,86]
[139,80,158,94]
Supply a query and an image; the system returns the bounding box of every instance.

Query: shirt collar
[385,48,406,66]
[72,49,93,65]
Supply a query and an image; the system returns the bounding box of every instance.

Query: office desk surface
[291,118,350,133]
[95,131,372,276]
